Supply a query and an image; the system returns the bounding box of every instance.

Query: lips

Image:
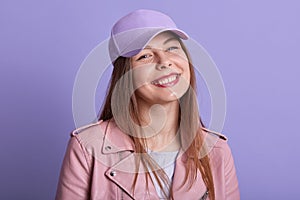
[151,73,180,88]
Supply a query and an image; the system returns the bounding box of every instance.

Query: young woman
[56,9,240,200]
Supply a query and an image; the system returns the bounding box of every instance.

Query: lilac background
[1,0,300,199]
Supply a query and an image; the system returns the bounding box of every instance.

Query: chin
[154,92,186,104]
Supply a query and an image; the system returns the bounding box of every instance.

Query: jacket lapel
[171,152,207,199]
[101,120,211,199]
[105,152,160,199]
[101,120,159,199]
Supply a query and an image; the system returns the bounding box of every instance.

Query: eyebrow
[144,37,179,49]
[163,37,179,45]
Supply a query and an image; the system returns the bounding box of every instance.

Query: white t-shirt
[148,150,179,199]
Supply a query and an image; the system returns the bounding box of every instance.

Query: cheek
[175,50,189,62]
[173,53,190,74]
[187,67,191,81]
[178,63,191,94]
[132,65,153,89]
[182,61,191,81]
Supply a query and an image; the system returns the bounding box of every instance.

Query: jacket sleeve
[55,135,91,200]
[223,142,240,199]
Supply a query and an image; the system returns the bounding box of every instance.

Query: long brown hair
[99,36,215,200]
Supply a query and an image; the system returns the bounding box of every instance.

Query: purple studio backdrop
[1,0,300,199]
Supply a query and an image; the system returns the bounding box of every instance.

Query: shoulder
[71,120,106,136]
[201,128,240,198]
[69,119,134,155]
[200,127,233,163]
[201,127,228,150]
[67,120,110,155]
[70,120,109,142]
[201,127,227,142]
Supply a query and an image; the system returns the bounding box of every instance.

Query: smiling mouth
[151,73,180,88]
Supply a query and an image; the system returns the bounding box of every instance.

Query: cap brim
[109,27,189,60]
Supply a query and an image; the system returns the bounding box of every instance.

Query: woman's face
[130,31,190,105]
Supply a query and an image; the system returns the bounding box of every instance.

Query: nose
[155,51,173,70]
[156,62,172,70]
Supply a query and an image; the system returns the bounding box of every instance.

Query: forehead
[146,31,180,46]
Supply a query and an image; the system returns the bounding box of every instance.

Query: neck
[137,100,181,152]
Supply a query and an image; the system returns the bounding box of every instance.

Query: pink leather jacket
[56,120,240,200]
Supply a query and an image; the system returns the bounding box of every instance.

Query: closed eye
[166,46,179,51]
[136,54,152,61]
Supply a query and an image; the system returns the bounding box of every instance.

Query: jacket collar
[100,120,226,159]
[101,119,135,154]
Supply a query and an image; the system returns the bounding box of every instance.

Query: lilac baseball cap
[109,9,189,61]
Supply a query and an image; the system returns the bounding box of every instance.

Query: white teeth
[153,74,179,85]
